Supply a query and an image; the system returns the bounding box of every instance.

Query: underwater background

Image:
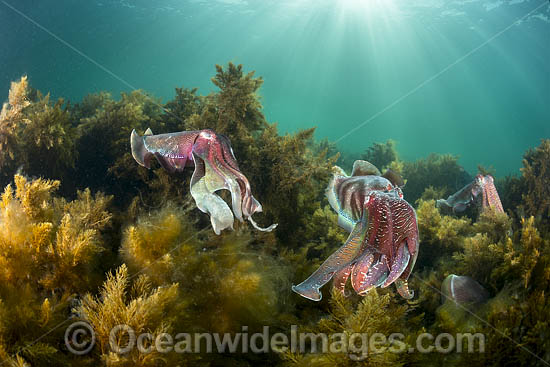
[0,0,550,366]
[2,0,550,174]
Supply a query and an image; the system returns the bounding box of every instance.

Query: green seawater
[1,0,549,175]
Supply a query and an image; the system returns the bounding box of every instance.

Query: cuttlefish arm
[386,196,419,299]
[478,175,504,213]
[292,217,366,301]
[191,130,277,234]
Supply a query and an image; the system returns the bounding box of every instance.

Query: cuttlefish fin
[326,173,360,231]
[131,129,153,168]
[351,160,381,177]
[382,169,405,188]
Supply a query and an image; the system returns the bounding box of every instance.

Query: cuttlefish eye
[475,174,485,185]
[386,184,393,191]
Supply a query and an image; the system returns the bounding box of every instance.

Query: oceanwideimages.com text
[65,322,486,359]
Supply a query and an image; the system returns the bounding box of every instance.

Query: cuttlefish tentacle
[350,251,376,294]
[391,235,419,299]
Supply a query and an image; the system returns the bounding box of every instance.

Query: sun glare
[338,0,395,11]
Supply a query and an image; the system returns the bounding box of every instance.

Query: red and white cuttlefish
[292,160,419,301]
[131,128,277,235]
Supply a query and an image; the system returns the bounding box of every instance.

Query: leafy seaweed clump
[521,139,550,224]
[411,193,550,366]
[185,63,266,156]
[443,215,550,366]
[162,86,203,132]
[119,204,294,364]
[401,153,471,205]
[181,63,338,247]
[0,174,113,366]
[360,139,398,171]
[20,91,76,182]
[0,76,30,175]
[494,139,549,232]
[0,77,77,188]
[283,289,415,366]
[77,265,179,367]
[415,199,472,268]
[74,90,166,206]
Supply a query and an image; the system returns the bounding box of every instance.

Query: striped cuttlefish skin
[292,160,419,301]
[131,128,277,235]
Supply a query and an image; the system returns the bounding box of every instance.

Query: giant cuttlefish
[292,160,419,301]
[131,128,277,235]
[436,174,504,215]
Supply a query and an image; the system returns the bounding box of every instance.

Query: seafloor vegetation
[0,64,549,366]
